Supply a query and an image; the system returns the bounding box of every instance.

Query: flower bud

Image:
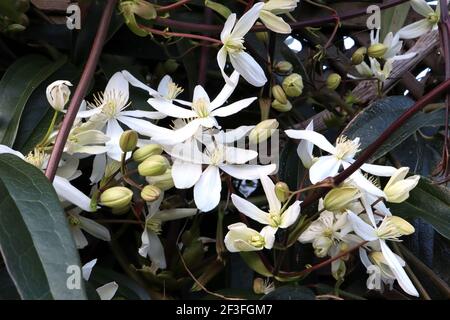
[249,119,279,144]
[6,24,26,33]
[282,73,303,97]
[377,215,415,239]
[386,216,415,236]
[133,0,157,19]
[133,144,163,162]
[367,43,388,58]
[326,73,342,90]
[271,85,288,104]
[141,185,161,202]
[253,278,266,295]
[323,186,359,212]
[46,80,72,111]
[100,186,133,209]
[313,236,332,258]
[138,155,169,177]
[274,61,293,75]
[163,59,179,74]
[146,169,174,191]
[383,167,420,203]
[275,182,290,203]
[271,99,292,112]
[351,47,367,65]
[119,130,138,153]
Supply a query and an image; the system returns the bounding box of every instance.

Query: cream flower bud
[100,186,133,209]
[141,185,161,202]
[146,169,174,191]
[132,144,163,162]
[383,167,420,203]
[46,80,72,111]
[351,47,367,65]
[367,43,388,58]
[272,85,288,104]
[274,61,293,75]
[313,236,332,258]
[224,223,272,252]
[119,130,138,153]
[376,216,415,239]
[326,73,342,90]
[323,186,359,212]
[249,119,279,144]
[271,99,292,112]
[275,181,290,203]
[138,155,169,177]
[282,73,303,97]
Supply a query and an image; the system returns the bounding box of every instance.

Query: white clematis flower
[138,193,197,269]
[168,135,276,212]
[383,167,420,203]
[67,209,111,249]
[284,129,397,197]
[398,0,442,39]
[122,71,184,101]
[297,120,315,169]
[218,3,268,87]
[370,29,416,61]
[259,0,300,34]
[0,145,94,212]
[347,211,419,297]
[349,57,393,82]
[82,259,119,300]
[231,174,301,241]
[46,80,72,112]
[145,72,256,145]
[224,222,275,252]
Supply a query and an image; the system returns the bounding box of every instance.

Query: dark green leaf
[0,54,67,147]
[260,285,315,300]
[342,96,446,161]
[0,154,86,299]
[390,178,450,240]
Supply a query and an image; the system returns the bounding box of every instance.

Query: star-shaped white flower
[398,0,443,39]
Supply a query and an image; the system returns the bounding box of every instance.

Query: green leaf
[342,96,446,161]
[0,154,86,300]
[390,178,450,240]
[278,140,304,190]
[0,54,67,147]
[239,252,273,277]
[260,285,315,300]
[205,0,232,19]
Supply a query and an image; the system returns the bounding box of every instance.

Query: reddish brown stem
[198,8,213,85]
[45,0,117,181]
[139,25,221,44]
[156,0,190,13]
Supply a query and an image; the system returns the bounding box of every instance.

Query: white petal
[217,46,233,86]
[211,97,257,117]
[194,165,222,212]
[117,115,167,137]
[260,225,276,249]
[220,13,237,42]
[0,145,24,159]
[297,121,314,168]
[151,119,202,145]
[105,119,124,161]
[122,70,159,96]
[214,125,254,144]
[232,2,264,38]
[157,75,172,96]
[71,226,88,249]
[147,98,197,119]
[172,159,203,188]
[90,154,107,184]
[231,194,271,225]
[229,52,267,87]
[193,85,211,104]
[223,146,258,164]
[53,176,93,212]
[78,215,111,241]
[411,0,434,17]
[210,71,240,110]
[350,170,385,198]
[76,108,102,118]
[145,231,167,269]
[106,72,129,102]
[380,241,419,296]
[155,208,197,222]
[280,200,301,228]
[398,19,432,39]
[360,163,397,177]
[82,258,97,281]
[259,174,281,213]
[259,10,291,34]
[221,163,276,180]
[96,282,119,300]
[119,110,166,119]
[309,156,341,184]
[347,211,378,241]
[285,129,336,154]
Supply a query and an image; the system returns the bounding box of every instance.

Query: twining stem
[156,0,191,13]
[36,110,59,148]
[153,0,410,34]
[139,25,222,44]
[45,0,117,181]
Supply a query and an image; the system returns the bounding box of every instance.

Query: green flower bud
[282,73,303,97]
[326,73,342,90]
[271,99,292,112]
[133,144,163,162]
[272,85,288,104]
[275,181,290,203]
[255,29,269,45]
[249,119,279,144]
[323,186,359,212]
[100,186,133,209]
[141,185,161,202]
[367,43,387,59]
[163,59,179,74]
[138,155,169,177]
[351,47,367,65]
[119,130,138,153]
[6,24,26,33]
[274,61,293,75]
[146,169,174,191]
